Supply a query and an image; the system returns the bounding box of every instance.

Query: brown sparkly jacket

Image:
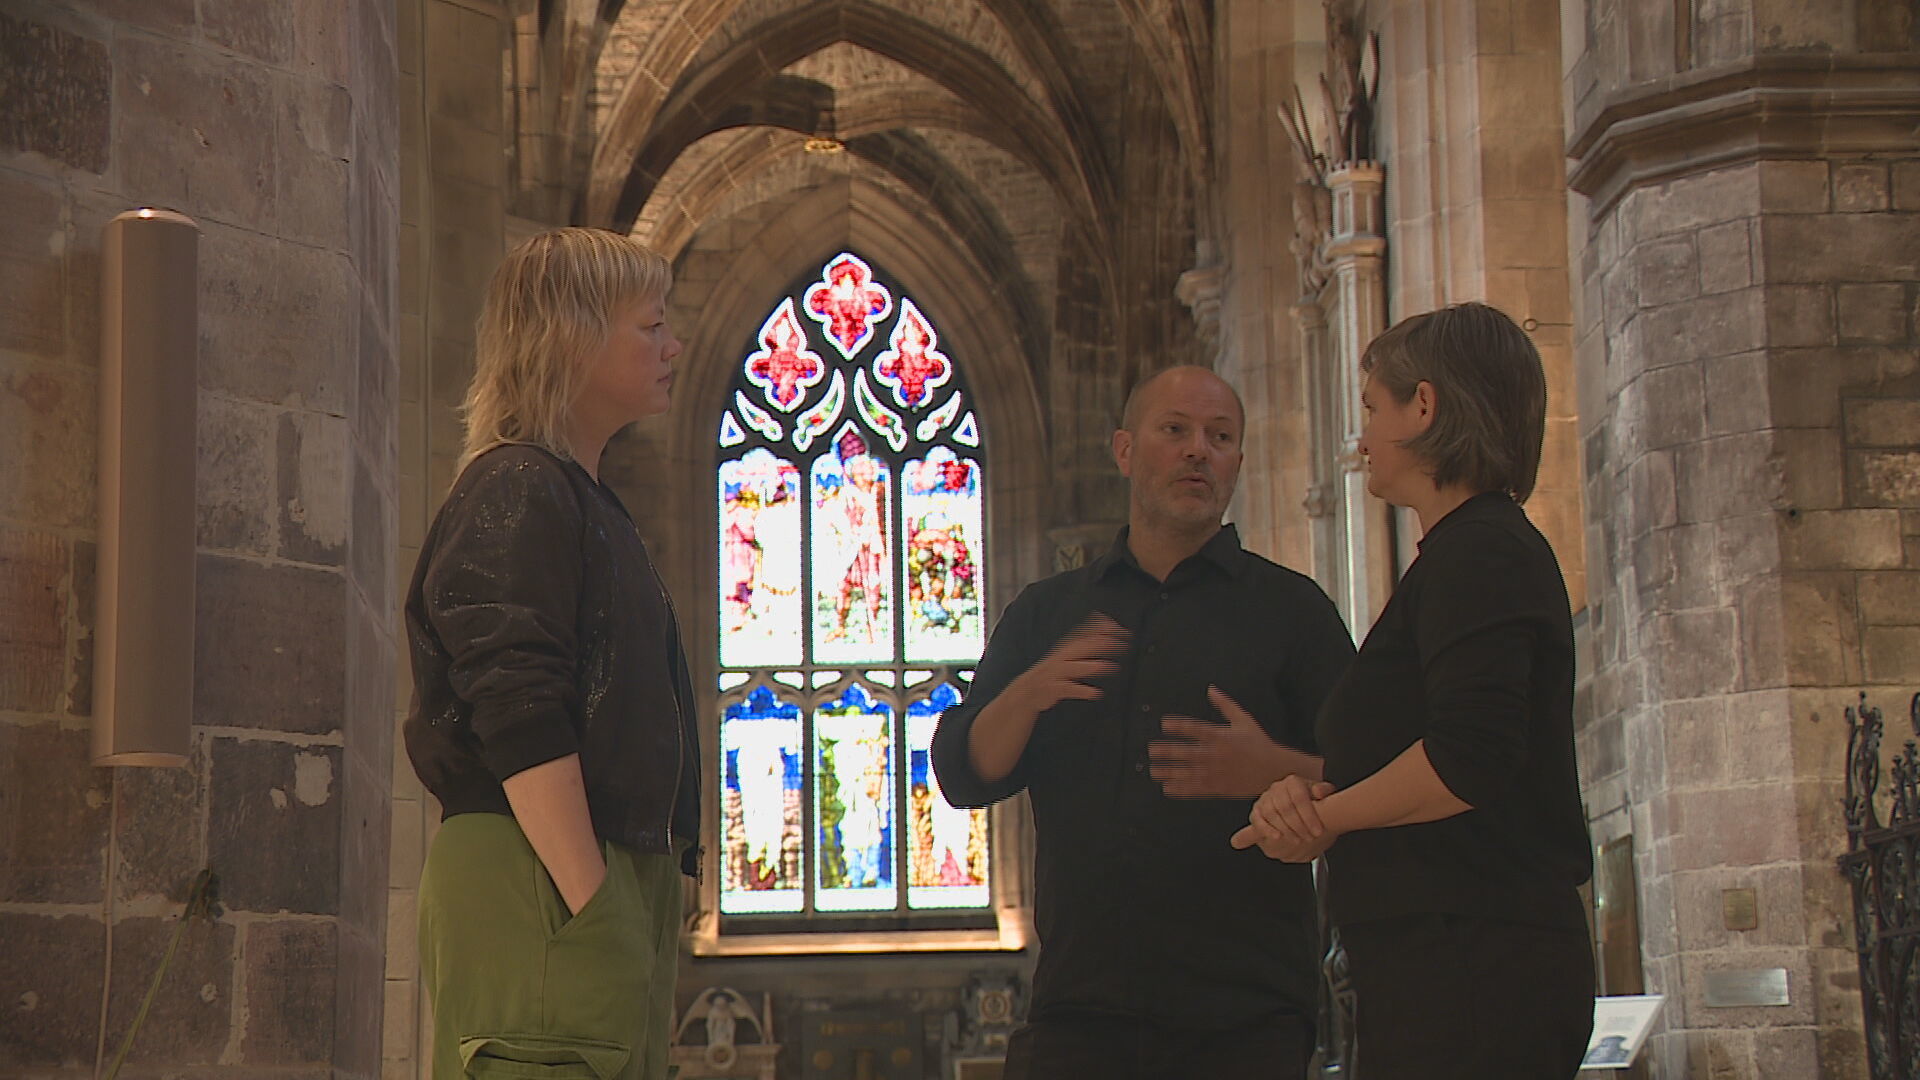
[403,443,701,875]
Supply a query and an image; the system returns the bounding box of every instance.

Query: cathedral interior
[2,0,1918,1077]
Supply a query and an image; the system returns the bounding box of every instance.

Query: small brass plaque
[1722,887,1759,931]
[1702,967,1790,1008]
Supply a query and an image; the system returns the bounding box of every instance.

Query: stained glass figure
[811,423,894,665]
[906,684,989,909]
[804,252,893,359]
[853,370,908,453]
[814,684,895,911]
[746,298,825,411]
[916,392,962,442]
[873,299,953,408]
[720,687,805,914]
[901,447,985,661]
[719,412,747,448]
[792,370,845,453]
[719,449,804,668]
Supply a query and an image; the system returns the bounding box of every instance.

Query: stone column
[0,1,399,1075]
[1566,3,1920,1075]
[1321,165,1395,628]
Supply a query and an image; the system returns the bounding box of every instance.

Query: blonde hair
[460,228,672,470]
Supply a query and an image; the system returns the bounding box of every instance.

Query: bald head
[1120,365,1246,436]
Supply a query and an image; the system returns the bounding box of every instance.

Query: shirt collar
[1090,522,1249,581]
[1415,490,1515,550]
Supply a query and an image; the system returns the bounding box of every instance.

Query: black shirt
[404,444,701,874]
[1317,492,1591,931]
[932,524,1355,1030]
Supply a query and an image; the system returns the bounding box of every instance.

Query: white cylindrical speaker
[93,208,198,767]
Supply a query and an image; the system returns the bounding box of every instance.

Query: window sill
[686,912,1029,957]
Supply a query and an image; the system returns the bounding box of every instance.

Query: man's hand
[1230,774,1338,862]
[1149,686,1316,797]
[967,613,1128,782]
[1003,613,1130,714]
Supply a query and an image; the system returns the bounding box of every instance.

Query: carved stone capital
[1175,264,1226,345]
[1568,54,1920,217]
[1047,522,1122,573]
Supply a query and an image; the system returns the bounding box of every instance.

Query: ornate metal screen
[1840,692,1920,1079]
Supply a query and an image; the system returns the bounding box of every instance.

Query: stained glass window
[715,253,990,925]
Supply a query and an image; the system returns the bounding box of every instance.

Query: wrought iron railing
[1840,692,1920,1079]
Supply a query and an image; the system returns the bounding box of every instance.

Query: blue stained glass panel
[905,685,988,909]
[720,687,805,914]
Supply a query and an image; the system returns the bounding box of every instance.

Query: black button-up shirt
[932,525,1354,1030]
[1317,492,1590,932]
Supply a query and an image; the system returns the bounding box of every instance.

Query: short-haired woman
[405,228,697,1080]
[1235,302,1594,1076]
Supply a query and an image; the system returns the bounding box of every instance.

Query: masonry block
[0,527,69,713]
[1670,784,1802,871]
[0,721,109,904]
[276,73,353,250]
[1677,433,1779,523]
[1775,428,1846,511]
[103,915,236,1066]
[201,0,294,64]
[0,913,104,1068]
[1864,626,1920,682]
[0,357,95,530]
[209,737,341,915]
[198,224,354,413]
[1758,159,1832,213]
[1639,287,1765,366]
[1778,572,1862,686]
[1858,570,1920,626]
[1696,220,1754,294]
[112,735,206,904]
[1703,350,1770,436]
[1894,162,1920,212]
[1836,282,1909,344]
[0,169,67,359]
[68,539,95,718]
[1631,236,1699,308]
[194,555,346,735]
[1766,284,1837,348]
[1845,398,1920,447]
[277,410,351,566]
[1762,213,1920,283]
[0,13,110,173]
[242,918,338,1064]
[1780,508,1906,570]
[114,36,276,226]
[1851,451,1920,508]
[196,395,277,555]
[1653,608,1741,700]
[1833,163,1892,213]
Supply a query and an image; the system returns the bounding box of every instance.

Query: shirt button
[1139,704,1151,714]
[1134,762,1145,773]
[1158,591,1170,601]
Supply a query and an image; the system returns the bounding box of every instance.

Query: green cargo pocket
[459,1034,631,1080]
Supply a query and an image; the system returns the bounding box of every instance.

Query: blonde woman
[404,228,696,1080]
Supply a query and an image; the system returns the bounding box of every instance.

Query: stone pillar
[0,0,399,1075]
[1566,3,1920,1075]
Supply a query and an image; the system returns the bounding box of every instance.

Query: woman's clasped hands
[1230,774,1339,863]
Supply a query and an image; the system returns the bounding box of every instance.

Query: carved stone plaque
[1702,967,1790,1008]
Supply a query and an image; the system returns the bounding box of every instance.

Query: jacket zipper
[649,557,687,860]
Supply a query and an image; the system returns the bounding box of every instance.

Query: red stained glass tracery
[805,254,893,359]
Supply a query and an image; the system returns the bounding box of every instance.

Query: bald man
[932,367,1355,1079]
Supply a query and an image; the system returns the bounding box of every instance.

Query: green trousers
[418,813,683,1080]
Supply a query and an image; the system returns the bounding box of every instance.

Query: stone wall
[1566,0,1920,1074]
[0,0,398,1075]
